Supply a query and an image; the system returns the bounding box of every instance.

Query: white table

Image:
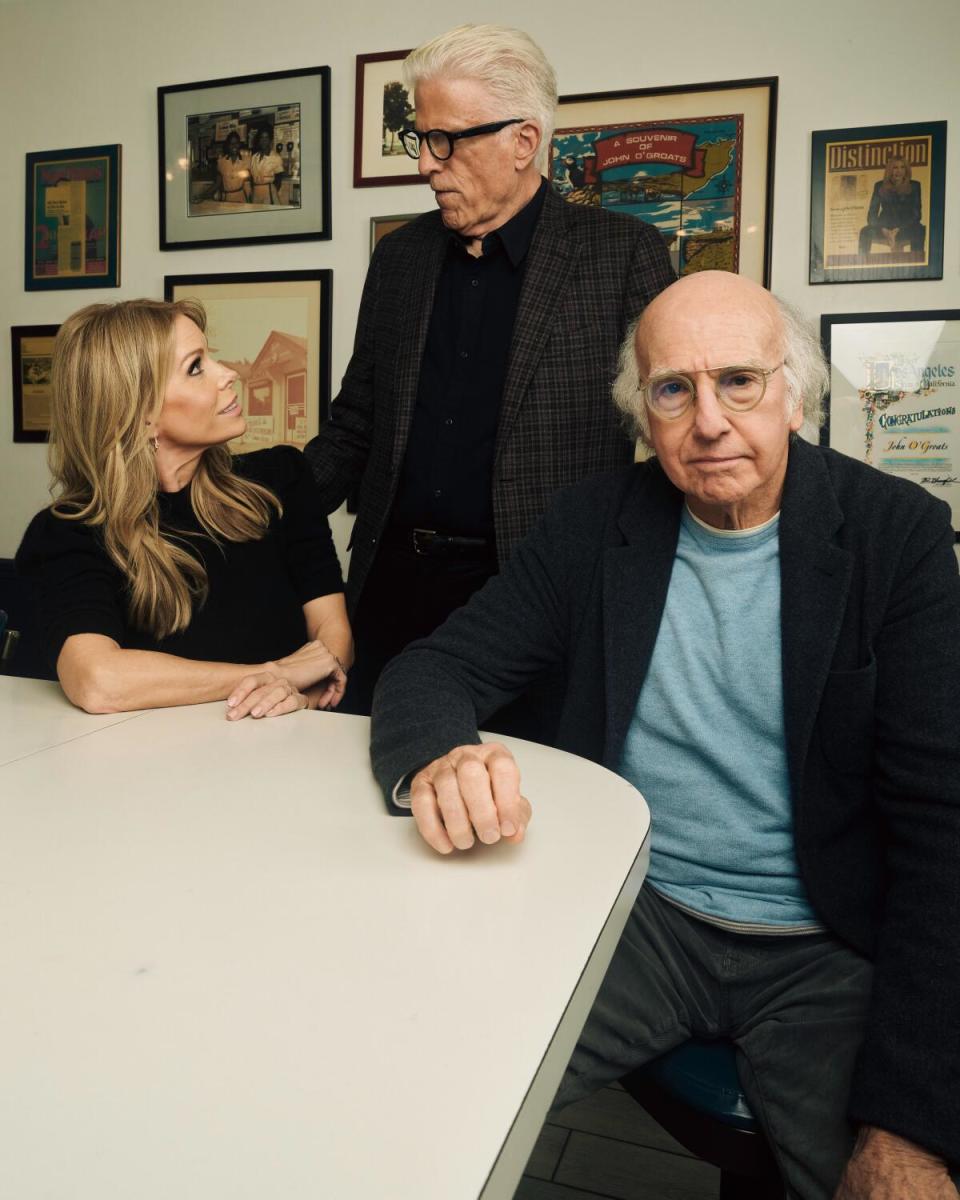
[0,678,650,1199]
[0,675,142,767]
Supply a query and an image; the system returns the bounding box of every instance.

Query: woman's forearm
[57,634,271,714]
[304,593,354,669]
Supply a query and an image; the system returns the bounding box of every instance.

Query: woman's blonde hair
[49,298,280,639]
[881,155,912,194]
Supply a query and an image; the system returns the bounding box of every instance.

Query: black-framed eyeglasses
[639,363,784,420]
[400,118,525,162]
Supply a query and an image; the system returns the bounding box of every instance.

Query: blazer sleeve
[369,490,581,797]
[847,497,960,1162]
[303,248,383,513]
[621,216,675,323]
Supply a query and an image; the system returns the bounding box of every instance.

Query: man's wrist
[853,1126,945,1169]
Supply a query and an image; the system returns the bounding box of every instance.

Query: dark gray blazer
[304,185,673,611]
[371,437,960,1163]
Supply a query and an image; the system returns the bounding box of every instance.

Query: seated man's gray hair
[612,295,828,444]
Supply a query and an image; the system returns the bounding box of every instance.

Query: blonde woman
[16,298,351,719]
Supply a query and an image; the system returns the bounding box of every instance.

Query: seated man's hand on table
[410,742,532,854]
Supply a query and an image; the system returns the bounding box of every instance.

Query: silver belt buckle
[412,527,437,555]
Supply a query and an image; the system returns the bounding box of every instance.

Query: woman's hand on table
[225,639,347,719]
[410,742,531,854]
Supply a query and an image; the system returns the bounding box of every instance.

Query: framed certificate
[822,310,960,534]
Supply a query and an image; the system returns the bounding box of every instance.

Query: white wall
[1,0,958,559]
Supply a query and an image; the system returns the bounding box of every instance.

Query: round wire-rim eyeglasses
[400,118,525,162]
[639,363,784,420]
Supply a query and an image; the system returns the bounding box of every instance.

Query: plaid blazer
[304,185,674,612]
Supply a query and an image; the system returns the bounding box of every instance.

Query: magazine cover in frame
[810,121,946,283]
[553,78,776,284]
[822,310,960,533]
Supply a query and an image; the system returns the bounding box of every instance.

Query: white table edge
[480,825,652,1198]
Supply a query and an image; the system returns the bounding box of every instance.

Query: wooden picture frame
[369,212,421,257]
[821,309,960,535]
[809,121,946,283]
[164,271,332,455]
[11,325,59,442]
[354,50,425,187]
[25,145,120,290]
[553,78,777,284]
[159,67,331,249]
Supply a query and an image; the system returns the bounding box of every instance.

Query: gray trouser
[552,886,873,1200]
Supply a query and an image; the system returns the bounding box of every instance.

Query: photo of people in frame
[187,103,301,216]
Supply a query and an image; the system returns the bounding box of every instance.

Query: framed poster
[370,212,420,257]
[159,67,331,249]
[354,50,425,187]
[164,271,332,456]
[553,78,777,284]
[822,310,960,534]
[11,325,59,442]
[809,121,946,283]
[25,145,120,290]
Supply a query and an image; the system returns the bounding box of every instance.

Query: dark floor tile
[524,1122,570,1180]
[552,1086,694,1157]
[555,1130,719,1200]
[514,1175,622,1200]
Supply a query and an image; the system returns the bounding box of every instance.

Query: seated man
[371,271,960,1200]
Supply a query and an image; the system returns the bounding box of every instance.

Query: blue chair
[621,1039,784,1199]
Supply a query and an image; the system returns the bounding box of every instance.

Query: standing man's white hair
[403,24,558,172]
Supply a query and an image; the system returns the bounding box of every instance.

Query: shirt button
[444,418,454,426]
[471,278,479,287]
[433,489,442,498]
[459,350,468,359]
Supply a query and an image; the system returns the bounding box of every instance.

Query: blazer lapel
[496,190,576,456]
[602,465,682,766]
[778,439,854,797]
[390,221,447,471]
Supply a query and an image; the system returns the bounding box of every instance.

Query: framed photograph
[553,78,777,284]
[11,325,59,442]
[164,271,332,456]
[810,121,946,284]
[158,67,331,250]
[354,50,425,187]
[25,144,120,290]
[822,310,960,535]
[370,212,420,257]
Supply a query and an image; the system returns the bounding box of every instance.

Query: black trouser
[343,528,562,743]
[554,886,960,1199]
[342,528,497,716]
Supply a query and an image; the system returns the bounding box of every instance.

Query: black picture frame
[164,271,332,454]
[809,121,946,284]
[821,309,960,537]
[11,324,59,442]
[158,67,331,250]
[25,144,121,290]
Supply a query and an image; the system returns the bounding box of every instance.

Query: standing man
[304,23,673,713]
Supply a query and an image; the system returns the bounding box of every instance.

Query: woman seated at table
[16,298,351,720]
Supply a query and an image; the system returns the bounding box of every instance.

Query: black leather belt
[384,526,493,558]
[413,528,492,557]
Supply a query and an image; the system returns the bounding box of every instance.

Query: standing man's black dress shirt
[390,178,547,541]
